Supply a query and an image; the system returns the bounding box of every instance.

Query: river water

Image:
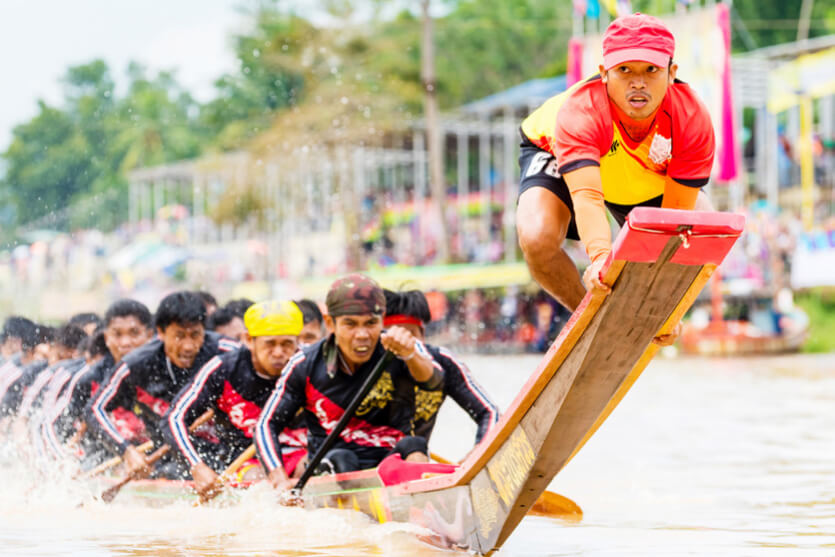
[1,352,833,556]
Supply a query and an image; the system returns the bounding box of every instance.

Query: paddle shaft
[219,444,256,483]
[99,409,214,503]
[82,440,154,479]
[195,444,257,505]
[294,351,395,491]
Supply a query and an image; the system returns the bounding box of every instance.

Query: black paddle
[292,350,395,493]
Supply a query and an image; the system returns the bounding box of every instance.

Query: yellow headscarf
[243,300,304,337]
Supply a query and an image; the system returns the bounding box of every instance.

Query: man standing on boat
[255,274,443,491]
[45,299,155,465]
[163,300,304,500]
[384,289,499,444]
[87,291,239,479]
[516,13,714,344]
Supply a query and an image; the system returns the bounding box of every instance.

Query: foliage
[795,289,835,353]
[2,0,832,235]
[0,60,204,237]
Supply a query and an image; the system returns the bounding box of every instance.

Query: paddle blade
[100,477,131,503]
[528,491,583,520]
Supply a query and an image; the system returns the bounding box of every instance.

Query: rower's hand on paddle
[582,255,612,295]
[123,445,151,479]
[191,462,221,500]
[380,327,417,360]
[653,322,682,346]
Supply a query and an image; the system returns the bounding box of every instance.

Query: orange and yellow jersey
[521,75,715,206]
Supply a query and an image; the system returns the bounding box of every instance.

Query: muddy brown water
[1,353,833,556]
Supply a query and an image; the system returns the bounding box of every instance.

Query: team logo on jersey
[648,133,672,165]
[608,140,620,155]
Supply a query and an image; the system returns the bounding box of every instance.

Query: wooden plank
[493,237,703,547]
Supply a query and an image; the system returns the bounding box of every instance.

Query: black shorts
[518,131,662,241]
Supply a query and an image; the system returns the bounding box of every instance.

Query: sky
[0,0,248,152]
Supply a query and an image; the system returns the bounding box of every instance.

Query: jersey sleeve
[163,355,227,468]
[668,84,715,186]
[554,83,612,175]
[437,348,499,444]
[255,352,307,473]
[86,362,134,454]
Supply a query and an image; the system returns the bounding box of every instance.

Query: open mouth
[627,94,649,109]
[353,346,372,356]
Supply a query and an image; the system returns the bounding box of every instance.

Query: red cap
[602,13,675,70]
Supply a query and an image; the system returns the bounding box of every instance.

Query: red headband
[383,314,424,327]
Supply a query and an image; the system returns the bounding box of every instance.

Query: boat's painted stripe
[439,347,499,428]
[255,351,305,472]
[91,363,130,445]
[167,357,223,466]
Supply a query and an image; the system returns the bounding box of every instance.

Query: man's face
[601,61,677,121]
[157,322,205,369]
[326,314,382,367]
[215,316,246,342]
[80,322,98,336]
[1,337,22,358]
[105,315,153,362]
[298,321,324,347]
[245,334,298,377]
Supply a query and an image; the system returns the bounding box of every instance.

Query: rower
[87,291,239,479]
[37,330,107,460]
[45,300,155,465]
[0,323,49,422]
[12,324,87,454]
[68,313,103,337]
[163,300,304,499]
[13,324,87,424]
[196,291,219,316]
[384,289,499,445]
[255,274,444,491]
[207,305,247,342]
[295,299,325,347]
[1,316,38,365]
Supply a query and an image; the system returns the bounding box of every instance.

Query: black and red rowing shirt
[414,344,499,444]
[162,346,294,472]
[86,332,238,454]
[255,337,443,474]
[0,360,48,417]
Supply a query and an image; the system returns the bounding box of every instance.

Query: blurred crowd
[2,197,833,353]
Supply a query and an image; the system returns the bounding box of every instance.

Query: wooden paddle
[429,452,583,520]
[99,409,214,504]
[194,444,257,505]
[81,440,154,479]
[291,351,396,494]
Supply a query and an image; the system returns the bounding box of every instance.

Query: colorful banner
[717,3,740,181]
[767,47,835,113]
[567,38,585,87]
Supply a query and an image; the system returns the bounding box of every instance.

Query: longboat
[99,208,745,556]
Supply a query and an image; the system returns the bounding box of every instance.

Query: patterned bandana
[325,274,386,317]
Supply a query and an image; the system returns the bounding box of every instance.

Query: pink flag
[567,38,584,87]
[717,4,739,181]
